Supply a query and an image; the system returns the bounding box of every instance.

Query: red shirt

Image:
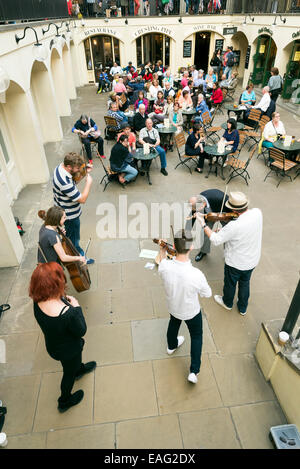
[211,88,223,104]
[144,73,153,82]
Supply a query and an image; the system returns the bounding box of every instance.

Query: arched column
[50,48,71,116]
[62,45,77,100]
[30,60,63,143]
[70,40,81,87]
[0,184,24,267]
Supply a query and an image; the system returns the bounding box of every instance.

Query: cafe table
[156,123,177,151]
[131,147,158,185]
[204,144,233,180]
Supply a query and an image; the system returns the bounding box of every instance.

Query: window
[84,39,92,70]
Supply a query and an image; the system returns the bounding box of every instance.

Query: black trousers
[186,148,205,169]
[59,352,84,403]
[82,136,104,160]
[167,311,203,374]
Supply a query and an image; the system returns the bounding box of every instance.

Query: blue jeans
[223,264,254,313]
[64,217,85,256]
[156,145,167,169]
[121,163,138,182]
[224,66,232,79]
[167,311,203,374]
[185,0,189,12]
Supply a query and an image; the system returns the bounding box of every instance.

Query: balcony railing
[0,0,69,23]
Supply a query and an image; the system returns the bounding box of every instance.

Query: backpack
[227,53,235,67]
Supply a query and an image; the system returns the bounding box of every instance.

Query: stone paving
[1,84,300,449]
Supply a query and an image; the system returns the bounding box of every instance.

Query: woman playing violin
[38,206,86,265]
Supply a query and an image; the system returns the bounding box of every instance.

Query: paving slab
[149,286,169,318]
[0,296,39,334]
[96,239,140,263]
[116,415,183,449]
[230,401,287,449]
[33,371,94,433]
[94,361,158,424]
[179,408,241,449]
[121,261,162,289]
[153,355,222,415]
[76,290,111,327]
[4,432,47,449]
[46,423,115,449]
[0,331,39,377]
[98,262,122,291]
[209,354,276,407]
[111,287,154,322]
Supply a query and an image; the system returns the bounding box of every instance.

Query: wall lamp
[125,19,128,25]
[42,22,65,49]
[178,17,182,23]
[273,15,286,25]
[243,15,254,24]
[15,26,48,61]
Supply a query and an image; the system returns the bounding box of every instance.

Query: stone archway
[50,47,71,116]
[231,31,249,77]
[62,43,77,100]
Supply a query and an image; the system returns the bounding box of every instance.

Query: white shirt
[210,209,263,271]
[158,258,212,320]
[263,120,286,141]
[254,93,271,112]
[149,84,162,99]
[110,66,123,76]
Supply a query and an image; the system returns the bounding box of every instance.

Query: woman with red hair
[29,262,96,413]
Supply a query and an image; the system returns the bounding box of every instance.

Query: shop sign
[223,27,237,35]
[193,24,217,32]
[83,27,120,38]
[292,30,300,39]
[133,26,174,39]
[258,27,273,36]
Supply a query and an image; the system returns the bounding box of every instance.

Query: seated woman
[178,90,193,110]
[163,95,174,120]
[208,82,223,110]
[169,101,183,134]
[148,90,166,124]
[185,123,206,174]
[220,118,239,153]
[144,69,153,82]
[194,94,211,123]
[38,206,86,265]
[134,90,149,113]
[258,111,286,156]
[205,68,217,91]
[110,134,138,185]
[241,84,256,107]
[149,80,162,99]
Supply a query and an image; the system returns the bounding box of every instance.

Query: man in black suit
[187,189,230,262]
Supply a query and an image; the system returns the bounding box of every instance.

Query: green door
[252,35,276,86]
[282,40,300,100]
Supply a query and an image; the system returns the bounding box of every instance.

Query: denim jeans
[156,145,167,169]
[224,66,232,79]
[223,264,254,313]
[121,163,138,182]
[64,217,85,256]
[167,311,203,374]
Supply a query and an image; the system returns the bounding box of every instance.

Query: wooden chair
[99,156,119,191]
[244,108,262,131]
[227,131,247,160]
[174,132,198,174]
[294,153,300,180]
[226,147,256,186]
[104,115,119,140]
[264,148,297,187]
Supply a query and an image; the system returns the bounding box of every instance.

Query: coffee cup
[278,331,289,346]
[0,432,8,447]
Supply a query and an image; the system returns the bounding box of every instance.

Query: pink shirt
[181,77,188,88]
[114,83,127,93]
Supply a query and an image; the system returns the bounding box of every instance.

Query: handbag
[88,118,101,139]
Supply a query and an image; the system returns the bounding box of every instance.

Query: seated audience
[110,134,138,185]
[241,84,256,106]
[205,68,217,90]
[193,70,207,92]
[195,94,211,123]
[107,102,128,130]
[133,103,147,133]
[208,82,223,110]
[72,114,105,163]
[139,118,168,176]
[149,80,162,99]
[178,90,193,110]
[117,123,136,152]
[185,123,206,174]
[134,90,149,113]
[259,112,285,154]
[244,86,271,120]
[164,81,176,99]
[110,62,123,76]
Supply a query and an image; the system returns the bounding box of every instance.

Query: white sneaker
[167,336,185,355]
[214,295,232,310]
[188,373,198,384]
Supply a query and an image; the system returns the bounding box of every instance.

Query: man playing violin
[196,191,263,316]
[53,152,94,265]
[187,189,230,262]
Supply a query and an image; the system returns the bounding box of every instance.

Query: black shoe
[75,361,97,381]
[58,390,84,413]
[195,252,206,262]
[139,171,145,176]
[161,168,168,176]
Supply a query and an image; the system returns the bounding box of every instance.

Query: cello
[38,210,91,293]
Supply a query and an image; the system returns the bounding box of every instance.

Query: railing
[0,0,69,23]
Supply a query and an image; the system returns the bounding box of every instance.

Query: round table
[157,124,177,151]
[131,147,158,185]
[221,122,244,131]
[182,109,196,131]
[225,104,245,119]
[273,140,300,160]
[204,144,233,180]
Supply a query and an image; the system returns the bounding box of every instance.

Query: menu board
[233,50,241,66]
[245,45,251,69]
[183,40,192,58]
[215,39,224,52]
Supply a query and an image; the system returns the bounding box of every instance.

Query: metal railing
[0,0,69,23]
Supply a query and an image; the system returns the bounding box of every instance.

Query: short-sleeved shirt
[139,127,159,144]
[117,132,136,146]
[38,225,61,264]
[53,164,82,220]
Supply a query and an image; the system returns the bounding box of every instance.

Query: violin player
[196,192,263,316]
[53,152,94,265]
[187,189,230,262]
[37,206,86,265]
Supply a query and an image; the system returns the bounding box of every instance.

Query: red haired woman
[29,262,96,413]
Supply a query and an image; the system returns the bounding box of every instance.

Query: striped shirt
[53,164,82,220]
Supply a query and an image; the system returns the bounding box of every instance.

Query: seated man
[139,118,168,176]
[97,69,110,94]
[244,86,271,121]
[194,94,211,124]
[72,114,105,164]
[164,81,176,99]
[123,61,136,74]
[107,102,128,130]
[110,134,138,186]
[133,103,147,133]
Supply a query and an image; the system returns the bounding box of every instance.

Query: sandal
[194,168,203,173]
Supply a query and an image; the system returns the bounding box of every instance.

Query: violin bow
[84,237,91,258]
[214,184,228,233]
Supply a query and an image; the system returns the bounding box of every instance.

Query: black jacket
[110,142,130,171]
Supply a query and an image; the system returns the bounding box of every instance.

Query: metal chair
[226,147,256,186]
[174,132,198,174]
[99,156,119,191]
[264,148,297,187]
[78,135,99,162]
[104,116,119,140]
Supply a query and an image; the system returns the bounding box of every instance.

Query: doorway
[136,34,170,67]
[194,32,211,72]
[252,35,277,86]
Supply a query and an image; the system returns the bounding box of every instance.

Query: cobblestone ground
[0,84,300,449]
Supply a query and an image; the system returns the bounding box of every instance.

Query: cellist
[53,152,94,265]
[37,206,86,265]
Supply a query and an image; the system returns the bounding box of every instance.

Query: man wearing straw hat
[196,192,263,316]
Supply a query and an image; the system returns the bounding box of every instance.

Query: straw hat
[225,192,249,211]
